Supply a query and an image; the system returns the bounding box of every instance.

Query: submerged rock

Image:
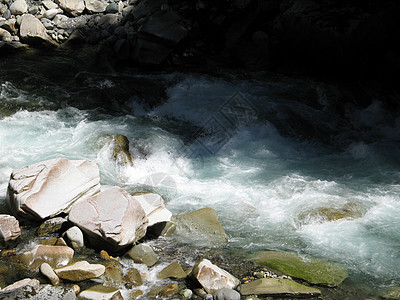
[240,278,321,296]
[172,207,228,246]
[7,158,100,221]
[125,243,158,267]
[192,259,239,294]
[250,251,348,287]
[158,261,187,280]
[54,261,105,281]
[19,245,74,269]
[0,214,21,248]
[68,186,148,253]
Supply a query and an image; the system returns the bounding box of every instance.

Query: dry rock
[0,214,21,248]
[54,261,105,281]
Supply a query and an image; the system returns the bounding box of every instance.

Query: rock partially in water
[298,202,365,224]
[78,285,123,300]
[54,261,105,281]
[250,251,348,287]
[132,192,172,227]
[103,260,123,287]
[18,245,74,269]
[0,214,21,248]
[111,134,133,167]
[240,278,321,297]
[172,207,228,246]
[0,284,77,299]
[192,259,240,294]
[68,186,148,253]
[62,226,85,250]
[125,243,158,267]
[7,158,100,221]
[40,262,60,286]
[161,283,178,297]
[2,278,40,291]
[37,217,67,237]
[122,267,142,288]
[158,261,187,280]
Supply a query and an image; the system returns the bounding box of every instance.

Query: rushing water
[1,54,400,296]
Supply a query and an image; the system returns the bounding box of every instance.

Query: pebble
[40,262,60,286]
[180,288,193,299]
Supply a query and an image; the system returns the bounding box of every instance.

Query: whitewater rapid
[1,73,400,292]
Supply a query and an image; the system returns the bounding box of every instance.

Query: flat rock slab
[172,207,228,246]
[2,278,40,291]
[69,186,148,252]
[250,251,348,287]
[240,278,321,296]
[54,261,105,281]
[192,259,239,294]
[0,214,21,248]
[0,284,77,299]
[78,285,123,300]
[7,158,100,221]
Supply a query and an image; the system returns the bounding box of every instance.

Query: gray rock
[105,2,118,13]
[54,261,105,281]
[126,243,157,267]
[84,0,107,13]
[37,217,67,236]
[9,0,27,15]
[240,278,321,296]
[44,8,63,19]
[55,0,85,16]
[215,288,240,300]
[63,226,85,250]
[0,214,20,248]
[68,186,148,253]
[7,158,100,221]
[97,13,119,30]
[42,0,59,10]
[78,285,123,300]
[41,18,54,30]
[3,9,11,19]
[28,6,39,14]
[0,284,76,299]
[130,0,164,20]
[192,259,239,294]
[40,262,60,286]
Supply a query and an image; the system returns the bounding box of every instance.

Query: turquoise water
[1,67,400,294]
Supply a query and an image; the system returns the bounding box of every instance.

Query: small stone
[69,284,80,294]
[2,278,40,291]
[9,0,27,15]
[3,9,11,19]
[40,262,60,286]
[123,268,142,287]
[100,250,111,260]
[215,288,241,300]
[55,261,105,281]
[129,290,143,299]
[37,217,67,236]
[180,288,193,299]
[193,288,207,297]
[126,243,158,267]
[105,2,118,13]
[43,0,59,9]
[1,249,16,257]
[204,294,213,300]
[43,8,62,19]
[63,226,85,250]
[161,283,178,297]
[78,285,123,300]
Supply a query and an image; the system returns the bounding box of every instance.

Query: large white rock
[132,193,172,227]
[68,186,148,252]
[55,0,85,16]
[9,0,28,15]
[0,214,21,248]
[192,259,240,294]
[7,158,100,221]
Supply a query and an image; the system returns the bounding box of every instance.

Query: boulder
[172,208,228,246]
[68,186,148,253]
[9,0,27,15]
[0,214,21,248]
[19,245,74,269]
[54,261,105,281]
[240,278,321,297]
[84,0,107,13]
[78,285,123,300]
[55,0,85,16]
[192,259,239,294]
[0,284,77,299]
[2,278,40,291]
[40,262,60,286]
[18,14,56,47]
[37,217,67,236]
[250,251,348,287]
[132,193,172,227]
[125,243,157,267]
[158,262,187,279]
[7,158,100,221]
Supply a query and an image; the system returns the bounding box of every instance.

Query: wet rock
[84,0,107,13]
[158,262,187,279]
[79,285,123,300]
[180,288,193,299]
[63,226,85,250]
[54,261,105,281]
[40,262,60,286]
[69,186,148,253]
[161,283,178,297]
[123,268,142,287]
[55,0,85,16]
[0,284,77,299]
[7,158,100,221]
[215,288,240,300]
[9,0,28,15]
[37,217,67,236]
[19,245,74,269]
[192,259,240,294]
[0,214,21,248]
[2,278,40,291]
[172,208,228,246]
[133,193,172,227]
[250,251,348,287]
[125,243,157,267]
[110,134,133,167]
[104,260,123,286]
[240,278,321,297]
[298,202,365,224]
